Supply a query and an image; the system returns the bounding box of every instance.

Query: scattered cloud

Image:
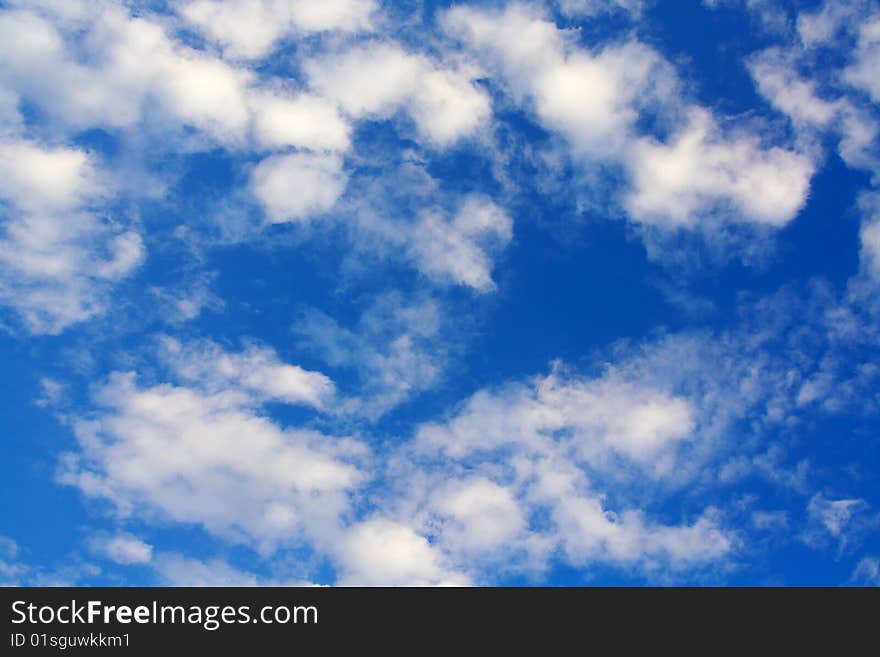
[2,0,879,587]
[59,371,367,553]
[178,0,378,60]
[87,532,153,565]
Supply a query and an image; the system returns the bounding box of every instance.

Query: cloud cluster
[4,0,880,587]
[0,138,143,333]
[305,41,491,148]
[60,369,367,553]
[179,0,378,60]
[444,3,814,230]
[744,1,880,179]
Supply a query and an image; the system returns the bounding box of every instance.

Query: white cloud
[156,49,252,141]
[8,0,877,588]
[844,18,880,103]
[745,2,880,252]
[394,360,735,578]
[152,553,261,586]
[305,42,491,147]
[178,0,377,60]
[751,510,789,530]
[150,551,316,586]
[342,158,515,293]
[335,518,469,586]
[416,367,695,471]
[554,500,731,567]
[59,372,367,552]
[408,196,512,291]
[747,39,880,179]
[796,0,868,48]
[148,274,224,324]
[251,151,347,222]
[803,493,871,553]
[159,336,336,409]
[837,107,880,175]
[250,91,351,152]
[56,285,869,582]
[807,494,868,536]
[531,43,671,158]
[441,4,566,92]
[88,532,153,565]
[0,5,357,148]
[429,478,528,556]
[626,109,813,227]
[0,7,249,139]
[0,139,98,212]
[444,3,813,231]
[749,49,839,128]
[851,556,880,586]
[306,43,420,117]
[0,139,144,333]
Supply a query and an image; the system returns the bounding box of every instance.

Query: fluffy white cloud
[88,532,153,565]
[408,197,512,291]
[58,284,869,583]
[152,553,260,586]
[532,43,671,158]
[0,5,355,149]
[626,110,813,227]
[0,139,143,333]
[156,50,252,141]
[553,499,731,567]
[347,157,516,289]
[744,1,880,274]
[844,18,880,103]
[305,42,491,147]
[749,49,839,128]
[179,0,377,60]
[250,91,350,152]
[159,337,336,409]
[796,0,870,48]
[417,368,695,471]
[0,7,250,140]
[59,372,367,551]
[391,362,734,578]
[8,0,876,589]
[443,3,814,230]
[0,140,99,212]
[251,151,347,222]
[429,478,529,556]
[747,34,880,179]
[334,519,469,586]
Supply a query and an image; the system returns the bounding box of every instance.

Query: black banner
[1,587,875,653]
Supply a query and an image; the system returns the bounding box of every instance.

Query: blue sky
[1,0,880,586]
